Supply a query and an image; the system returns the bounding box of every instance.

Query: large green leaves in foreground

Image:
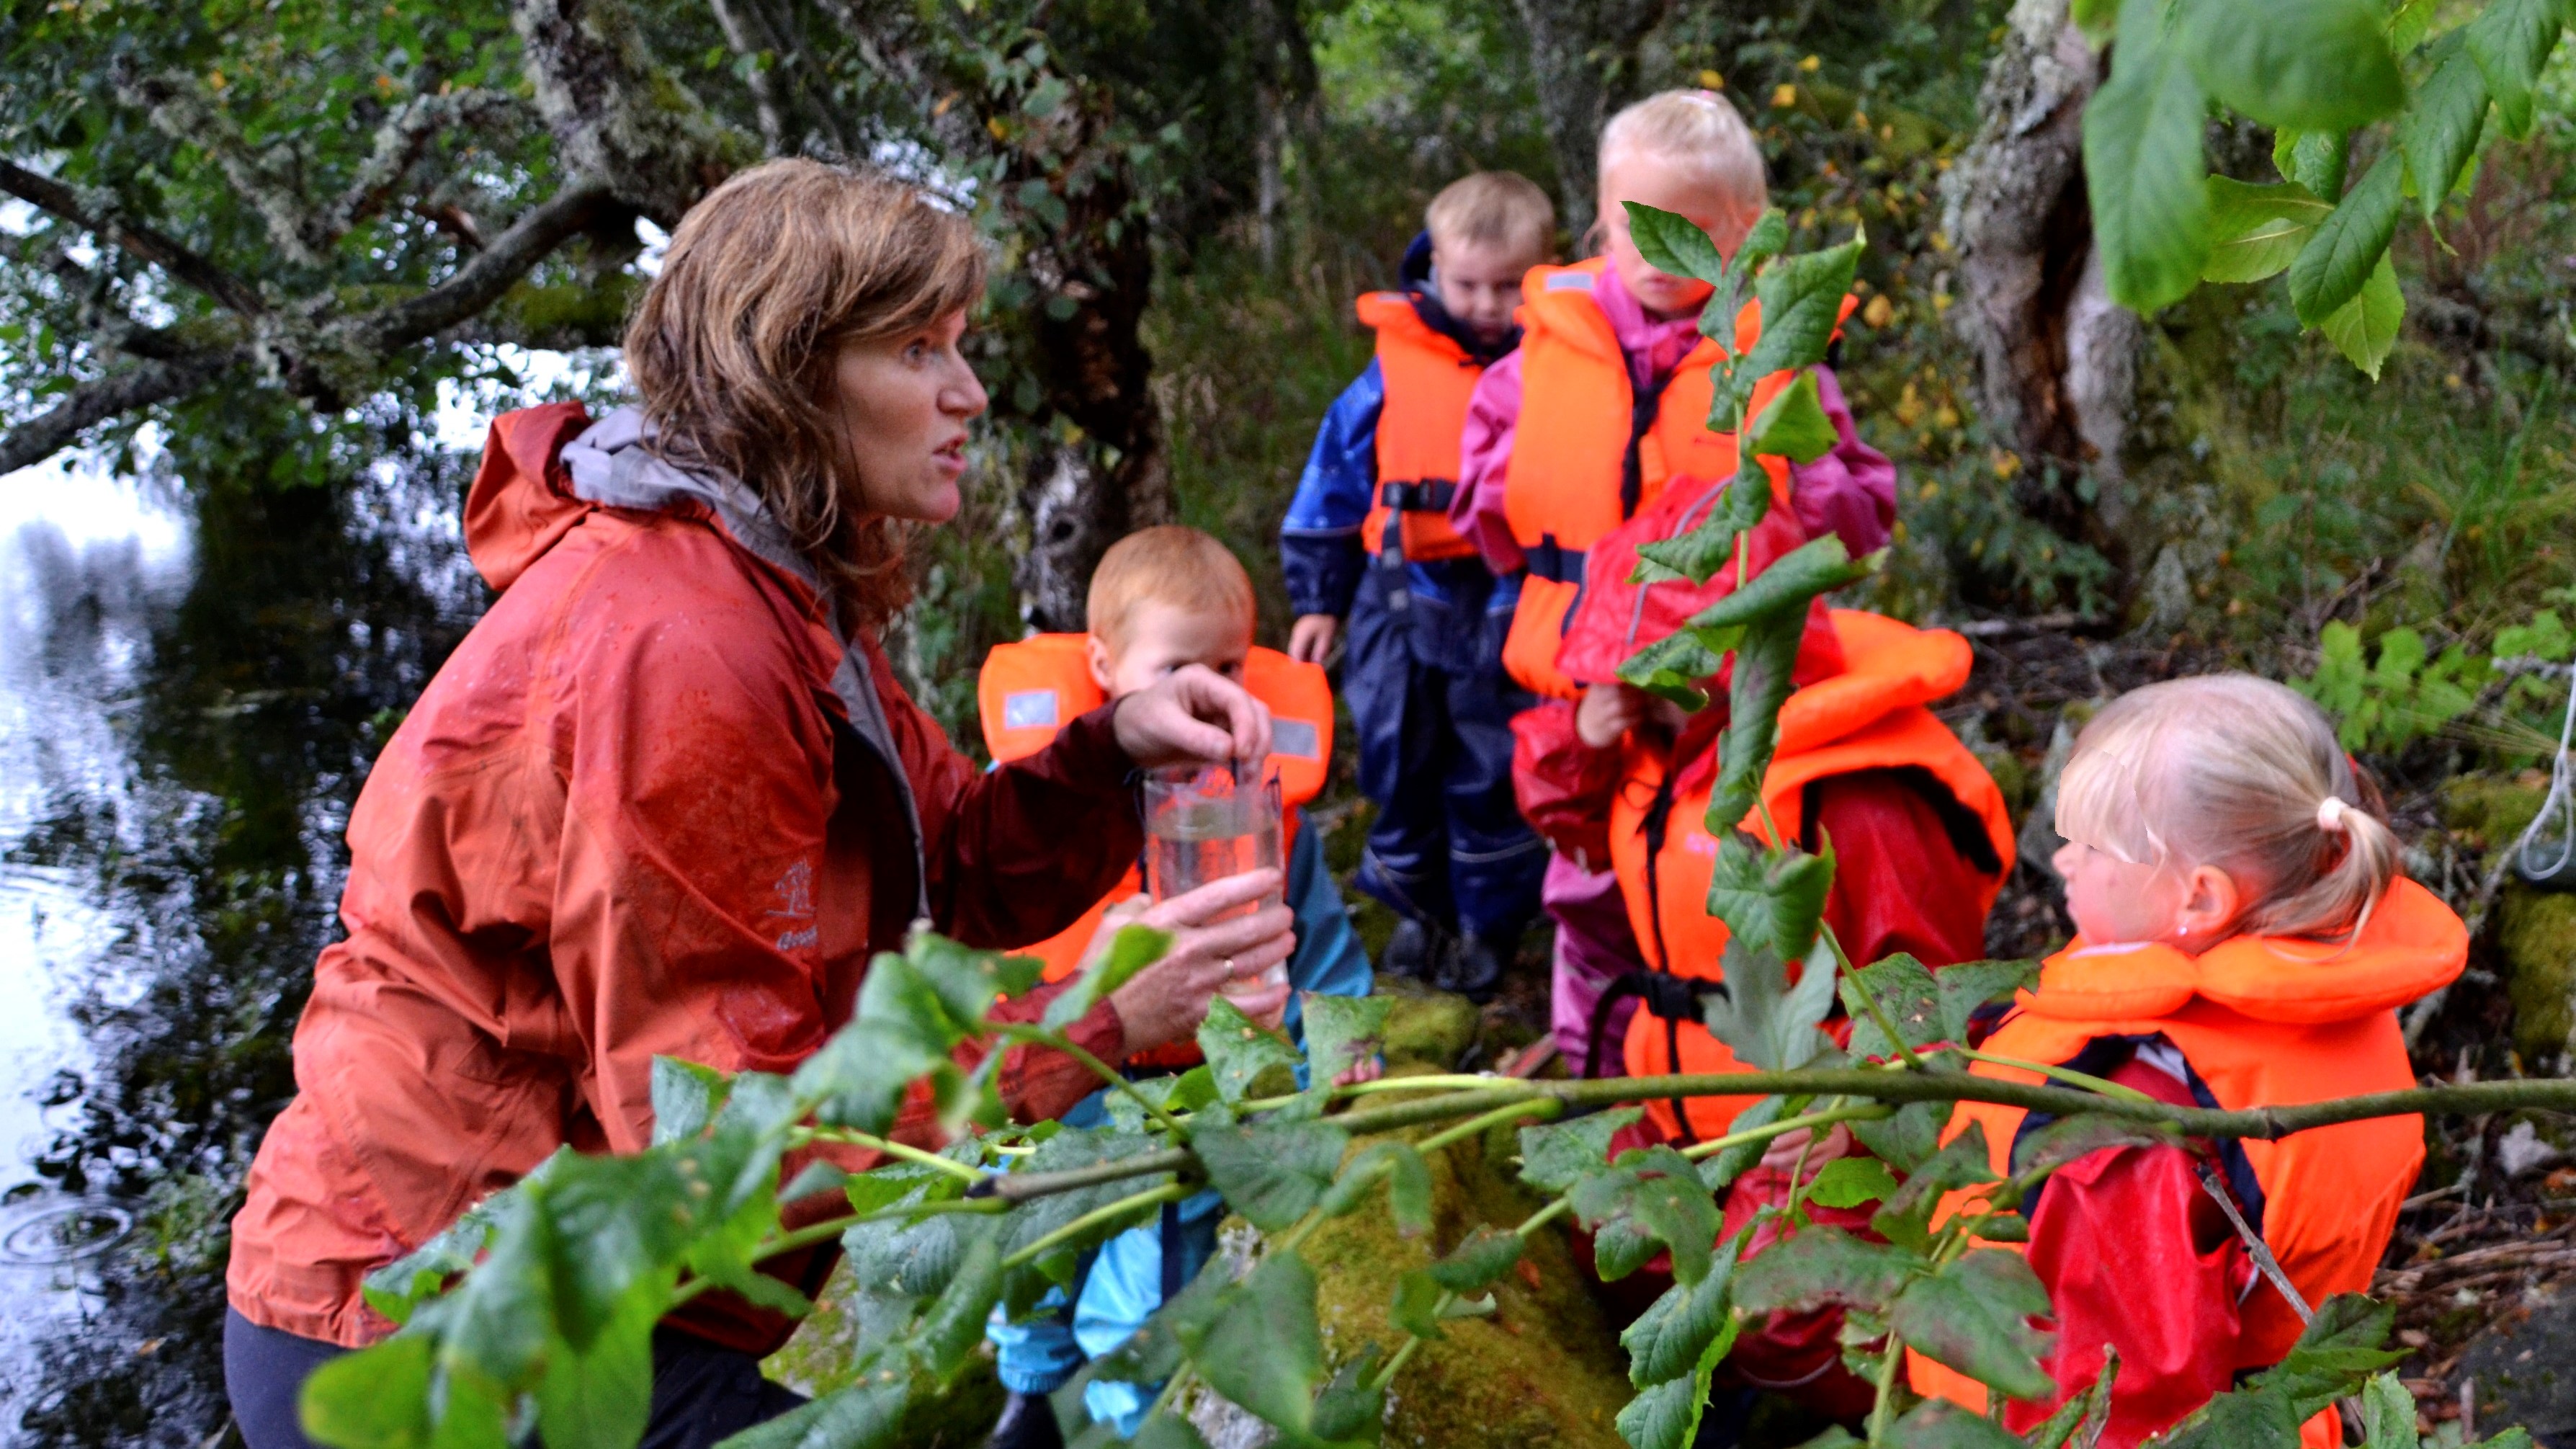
[2086,0,2570,375]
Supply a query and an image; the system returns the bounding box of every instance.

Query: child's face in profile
[1431,236,1542,342]
[2053,838,2191,947]
[1598,150,1756,320]
[1086,602,1252,700]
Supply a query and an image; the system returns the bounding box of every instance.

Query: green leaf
[1312,1348,1387,1442]
[1699,1095,1792,1191]
[1518,1108,1642,1192]
[1745,370,1839,464]
[1614,1314,1738,1449]
[1623,202,1728,285]
[1631,471,1774,591]
[1616,630,1721,710]
[1880,1400,2023,1449]
[2021,1353,2119,1449]
[650,1057,732,1146]
[2072,0,2121,41]
[1731,1226,1919,1316]
[2386,0,2440,55]
[2358,1371,2416,1449]
[2402,36,2491,221]
[2287,151,2402,326]
[534,1294,657,1449]
[2085,0,2212,311]
[1390,1270,1449,1339]
[1704,835,1838,966]
[1887,1249,2057,1401]
[2008,1113,2180,1182]
[1171,1250,1325,1435]
[2320,249,2405,380]
[1851,1099,1951,1176]
[911,1234,1006,1383]
[1701,209,1793,340]
[2245,1293,2407,1418]
[795,1016,950,1137]
[1701,937,1841,1073]
[840,1195,991,1301]
[1804,1156,1899,1209]
[1713,231,1866,422]
[1871,1122,1999,1236]
[1044,923,1171,1028]
[1426,1225,1526,1293]
[442,1185,557,1387]
[1194,1118,1349,1231]
[2201,178,2333,283]
[1573,1146,1722,1285]
[1621,1240,1739,1384]
[363,1196,506,1326]
[905,930,1046,1022]
[1195,997,1303,1102]
[1319,1138,1433,1234]
[2183,0,2403,131]
[713,1361,913,1449]
[2275,130,2350,202]
[300,1334,437,1449]
[1683,529,1880,648]
[1300,993,1390,1085]
[2150,1384,2307,1449]
[1840,953,1940,1058]
[2466,0,2567,137]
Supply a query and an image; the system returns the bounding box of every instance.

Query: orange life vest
[975,636,1334,1067]
[1355,292,1483,564]
[1498,258,1821,700]
[1905,879,2467,1443]
[1611,611,2016,1138]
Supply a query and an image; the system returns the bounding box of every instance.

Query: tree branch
[346,177,614,350]
[0,348,245,476]
[0,160,267,318]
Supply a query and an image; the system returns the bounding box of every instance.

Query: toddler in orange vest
[980,527,1376,1449]
[1444,89,1897,1064]
[1915,675,2464,1447]
[1280,172,1557,999]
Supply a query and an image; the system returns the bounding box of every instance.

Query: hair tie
[2317,796,2351,834]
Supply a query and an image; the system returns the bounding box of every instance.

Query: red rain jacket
[226,403,1142,1352]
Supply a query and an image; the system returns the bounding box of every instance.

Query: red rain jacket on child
[1911,881,2469,1447]
[226,403,1142,1353]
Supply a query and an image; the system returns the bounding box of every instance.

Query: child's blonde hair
[2055,675,2400,940]
[1598,89,1768,217]
[1425,171,1557,261]
[1086,526,1256,654]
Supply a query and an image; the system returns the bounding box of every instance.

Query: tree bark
[1941,0,2139,563]
[1511,0,1671,238]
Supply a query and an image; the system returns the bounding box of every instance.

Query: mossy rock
[2441,775,2551,847]
[1380,981,1482,1071]
[1292,1106,1633,1449]
[2497,889,2576,1062]
[764,1267,1006,1446]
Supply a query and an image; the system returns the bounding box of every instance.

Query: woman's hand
[1758,1123,1854,1174]
[1107,869,1296,1053]
[1112,664,1273,769]
[1575,682,1647,749]
[1287,614,1340,664]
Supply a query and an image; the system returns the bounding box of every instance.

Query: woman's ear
[1084,634,1117,695]
[2175,862,2242,946]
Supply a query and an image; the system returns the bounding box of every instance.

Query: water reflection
[0,455,480,1445]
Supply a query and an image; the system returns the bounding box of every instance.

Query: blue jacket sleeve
[1281,811,1373,1040]
[1280,362,1382,620]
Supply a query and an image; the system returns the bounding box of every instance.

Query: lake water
[0,451,480,1445]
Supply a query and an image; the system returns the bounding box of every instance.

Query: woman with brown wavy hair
[219,159,1296,1449]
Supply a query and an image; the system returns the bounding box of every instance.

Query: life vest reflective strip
[1609,611,2015,1139]
[1904,879,2467,1441]
[1355,292,1483,564]
[975,634,1335,992]
[1496,257,1824,700]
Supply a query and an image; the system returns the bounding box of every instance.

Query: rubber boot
[1380,917,1434,981]
[1438,931,1506,1004]
[985,1391,1065,1449]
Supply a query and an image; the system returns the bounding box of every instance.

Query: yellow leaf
[1773,84,1798,108]
[1862,295,1894,329]
[1699,69,1725,89]
[1799,54,1822,72]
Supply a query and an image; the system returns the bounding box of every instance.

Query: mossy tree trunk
[1511,0,1673,238]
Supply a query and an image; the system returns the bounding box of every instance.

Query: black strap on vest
[1524,534,1587,585]
[1620,369,1678,521]
[1379,479,1457,512]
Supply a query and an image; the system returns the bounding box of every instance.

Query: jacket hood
[2026,876,2467,1025]
[463,403,817,595]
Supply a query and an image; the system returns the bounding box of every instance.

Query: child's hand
[1575,683,1647,749]
[1112,664,1271,768]
[1106,870,1296,1052]
[1331,1055,1385,1088]
[1758,1123,1853,1174]
[1287,614,1340,664]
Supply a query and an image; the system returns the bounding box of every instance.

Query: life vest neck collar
[2023,877,2467,1025]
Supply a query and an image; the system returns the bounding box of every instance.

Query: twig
[991,1022,1193,1141]
[1001,1181,1197,1271]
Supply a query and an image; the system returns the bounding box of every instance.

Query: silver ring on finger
[1222,957,1236,977]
